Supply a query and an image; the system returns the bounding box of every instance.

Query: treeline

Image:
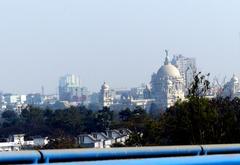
[0,106,114,138]
[2,96,240,146]
[0,105,149,139]
[140,97,240,146]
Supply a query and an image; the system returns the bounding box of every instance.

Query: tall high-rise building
[171,55,197,94]
[59,74,81,102]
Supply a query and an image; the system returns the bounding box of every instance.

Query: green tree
[94,107,113,132]
[119,108,132,122]
[1,110,18,125]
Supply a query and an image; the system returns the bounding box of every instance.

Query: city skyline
[1,0,240,94]
[0,54,197,95]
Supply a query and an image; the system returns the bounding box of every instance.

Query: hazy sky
[0,0,240,94]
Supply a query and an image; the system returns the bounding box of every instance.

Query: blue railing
[52,154,240,165]
[0,150,41,164]
[1,144,240,164]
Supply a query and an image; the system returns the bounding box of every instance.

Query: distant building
[89,92,100,104]
[78,134,104,148]
[99,82,114,108]
[59,74,81,102]
[0,94,27,113]
[127,98,155,110]
[222,74,240,98]
[3,94,26,104]
[0,93,4,111]
[78,129,131,148]
[26,93,44,105]
[0,134,49,152]
[79,87,90,105]
[91,52,187,112]
[43,94,58,104]
[171,54,197,94]
[151,51,185,110]
[143,85,152,99]
[130,84,147,100]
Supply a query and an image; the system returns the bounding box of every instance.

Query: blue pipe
[202,144,240,155]
[40,146,202,163]
[1,144,240,164]
[0,151,41,164]
[49,154,240,165]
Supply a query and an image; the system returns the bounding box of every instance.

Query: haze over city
[3,1,240,162]
[1,0,240,94]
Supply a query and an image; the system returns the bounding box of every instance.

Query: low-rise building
[78,134,104,148]
[0,134,49,152]
[78,129,131,149]
[0,142,21,152]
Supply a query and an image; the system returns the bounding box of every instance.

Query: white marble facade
[151,51,185,109]
[222,74,240,98]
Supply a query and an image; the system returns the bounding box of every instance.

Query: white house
[0,142,21,152]
[78,134,104,148]
[92,132,112,148]
[0,134,49,152]
[78,129,131,148]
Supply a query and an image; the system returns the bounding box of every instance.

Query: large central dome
[156,52,181,78]
[157,64,181,78]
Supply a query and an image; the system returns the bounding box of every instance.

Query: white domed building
[99,82,114,107]
[222,74,240,98]
[151,52,185,109]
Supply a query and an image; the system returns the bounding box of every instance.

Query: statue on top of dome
[164,49,169,65]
